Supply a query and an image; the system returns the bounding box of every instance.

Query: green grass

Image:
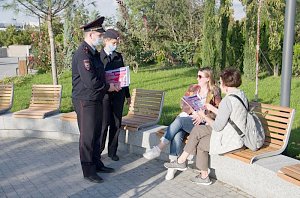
[2,66,300,159]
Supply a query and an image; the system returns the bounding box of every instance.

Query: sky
[0,0,119,24]
[0,0,245,24]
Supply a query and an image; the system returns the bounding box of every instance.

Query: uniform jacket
[72,41,109,101]
[99,49,130,98]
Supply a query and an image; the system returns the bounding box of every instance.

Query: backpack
[228,95,265,151]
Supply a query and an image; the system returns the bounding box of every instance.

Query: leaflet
[105,66,130,87]
[181,94,205,111]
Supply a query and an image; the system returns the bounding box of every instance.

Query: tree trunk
[47,14,58,85]
[274,64,279,76]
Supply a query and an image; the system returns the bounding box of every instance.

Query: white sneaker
[143,146,161,160]
[165,168,177,180]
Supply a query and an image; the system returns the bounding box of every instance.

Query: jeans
[162,116,194,158]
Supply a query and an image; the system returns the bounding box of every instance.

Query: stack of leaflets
[182,94,205,111]
[105,66,130,87]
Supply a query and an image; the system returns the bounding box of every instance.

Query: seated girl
[143,67,221,180]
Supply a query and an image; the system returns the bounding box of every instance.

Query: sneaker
[165,168,177,180]
[190,175,212,185]
[164,160,187,171]
[143,146,161,160]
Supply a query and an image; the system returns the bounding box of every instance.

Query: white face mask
[105,43,117,53]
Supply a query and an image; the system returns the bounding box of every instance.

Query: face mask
[105,43,117,53]
[92,37,103,47]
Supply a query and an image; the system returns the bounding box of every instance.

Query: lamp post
[280,0,297,107]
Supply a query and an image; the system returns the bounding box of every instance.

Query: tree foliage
[3,0,75,85]
[0,26,34,47]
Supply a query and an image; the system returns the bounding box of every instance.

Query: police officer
[72,17,119,183]
[99,29,131,161]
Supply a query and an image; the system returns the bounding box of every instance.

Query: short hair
[220,68,242,87]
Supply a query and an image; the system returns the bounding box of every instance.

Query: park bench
[121,88,165,131]
[156,102,295,164]
[0,84,14,114]
[13,84,62,119]
[277,163,300,186]
[60,111,77,122]
[225,102,295,164]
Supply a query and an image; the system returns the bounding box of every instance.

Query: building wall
[6,45,31,58]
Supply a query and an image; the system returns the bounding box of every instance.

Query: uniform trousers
[183,125,212,171]
[100,91,125,157]
[72,98,103,177]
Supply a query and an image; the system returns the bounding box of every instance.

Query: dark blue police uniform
[72,17,114,183]
[99,46,130,161]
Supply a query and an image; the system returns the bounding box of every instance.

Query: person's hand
[197,109,206,119]
[204,103,213,111]
[181,103,193,114]
[108,83,121,92]
[126,97,131,106]
[191,111,203,125]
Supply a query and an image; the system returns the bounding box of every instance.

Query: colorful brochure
[105,66,130,87]
[181,94,205,111]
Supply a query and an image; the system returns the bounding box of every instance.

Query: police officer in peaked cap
[72,16,120,183]
[99,29,131,162]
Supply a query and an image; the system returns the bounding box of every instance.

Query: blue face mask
[105,44,117,53]
[92,37,103,47]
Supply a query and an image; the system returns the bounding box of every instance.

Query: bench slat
[13,84,62,119]
[121,88,164,131]
[0,84,14,115]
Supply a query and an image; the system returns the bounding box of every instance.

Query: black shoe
[96,166,115,173]
[84,175,104,183]
[109,155,119,161]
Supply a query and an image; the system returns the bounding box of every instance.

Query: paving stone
[0,137,253,198]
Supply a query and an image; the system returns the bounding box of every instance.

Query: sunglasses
[197,75,207,79]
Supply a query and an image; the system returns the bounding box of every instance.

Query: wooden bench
[13,84,62,119]
[0,84,14,114]
[61,111,77,122]
[277,163,300,186]
[121,88,165,131]
[225,102,296,164]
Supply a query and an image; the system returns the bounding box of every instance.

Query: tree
[242,0,257,79]
[202,0,218,70]
[218,0,231,70]
[4,0,75,85]
[63,1,91,70]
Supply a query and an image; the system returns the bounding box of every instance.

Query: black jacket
[100,49,130,98]
[72,41,109,101]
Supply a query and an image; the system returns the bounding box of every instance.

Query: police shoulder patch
[83,59,91,70]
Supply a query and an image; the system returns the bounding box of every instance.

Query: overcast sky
[0,0,245,24]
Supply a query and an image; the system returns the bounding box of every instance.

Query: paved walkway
[0,138,253,198]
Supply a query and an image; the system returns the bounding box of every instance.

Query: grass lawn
[2,66,300,159]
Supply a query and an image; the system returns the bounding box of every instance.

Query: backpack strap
[228,118,245,137]
[228,94,247,137]
[229,94,249,111]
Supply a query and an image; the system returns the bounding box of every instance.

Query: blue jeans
[162,116,194,158]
